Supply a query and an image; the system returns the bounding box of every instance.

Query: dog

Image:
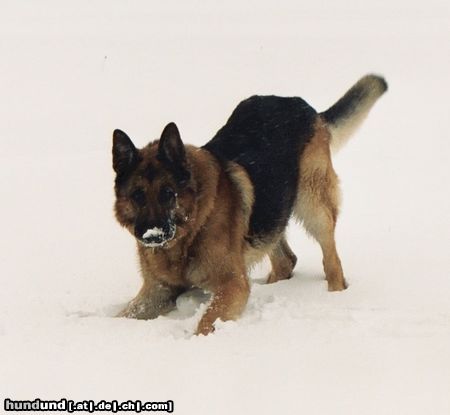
[112,74,387,335]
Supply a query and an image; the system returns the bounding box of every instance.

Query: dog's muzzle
[136,221,176,248]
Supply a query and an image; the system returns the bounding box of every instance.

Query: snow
[142,229,164,239]
[1,1,449,414]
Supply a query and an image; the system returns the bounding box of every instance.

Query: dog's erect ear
[158,122,186,165]
[157,123,190,185]
[112,129,138,174]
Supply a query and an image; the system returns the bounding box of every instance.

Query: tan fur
[226,161,255,229]
[119,145,252,334]
[294,117,347,291]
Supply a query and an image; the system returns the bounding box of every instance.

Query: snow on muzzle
[135,220,176,248]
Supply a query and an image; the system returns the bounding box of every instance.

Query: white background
[1,1,449,414]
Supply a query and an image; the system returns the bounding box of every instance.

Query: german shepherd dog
[112,74,387,335]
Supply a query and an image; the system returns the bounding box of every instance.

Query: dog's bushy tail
[321,74,388,153]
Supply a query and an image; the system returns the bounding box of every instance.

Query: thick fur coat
[112,74,387,335]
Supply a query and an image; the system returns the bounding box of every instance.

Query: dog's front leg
[196,273,250,336]
[117,280,182,320]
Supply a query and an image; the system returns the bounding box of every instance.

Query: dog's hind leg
[267,236,297,284]
[295,120,347,291]
[305,213,347,292]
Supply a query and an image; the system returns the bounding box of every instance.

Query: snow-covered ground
[1,1,449,414]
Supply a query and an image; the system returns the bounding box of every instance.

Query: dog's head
[112,123,195,249]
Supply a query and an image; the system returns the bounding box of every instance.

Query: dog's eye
[130,188,146,206]
[160,186,176,204]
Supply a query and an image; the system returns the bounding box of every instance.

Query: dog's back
[204,95,317,243]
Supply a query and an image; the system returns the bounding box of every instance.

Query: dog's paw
[116,307,133,318]
[266,271,294,284]
[116,300,145,319]
[327,278,348,292]
[195,320,216,336]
